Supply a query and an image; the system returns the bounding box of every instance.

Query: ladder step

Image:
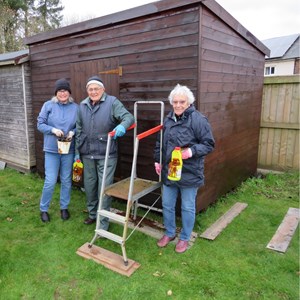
[98,209,126,224]
[95,229,124,244]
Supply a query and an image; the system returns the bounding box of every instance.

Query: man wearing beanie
[75,75,134,229]
[37,78,78,222]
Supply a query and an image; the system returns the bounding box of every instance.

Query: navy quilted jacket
[154,105,215,188]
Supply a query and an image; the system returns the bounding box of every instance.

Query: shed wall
[197,8,266,209]
[0,62,36,171]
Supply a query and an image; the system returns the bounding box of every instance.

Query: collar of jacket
[169,105,195,122]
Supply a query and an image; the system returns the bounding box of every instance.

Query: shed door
[70,58,121,103]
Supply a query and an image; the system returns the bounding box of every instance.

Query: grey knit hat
[86,76,104,88]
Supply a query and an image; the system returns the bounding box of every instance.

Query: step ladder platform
[105,177,161,201]
[77,243,140,277]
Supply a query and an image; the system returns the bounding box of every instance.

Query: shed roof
[0,49,29,66]
[262,33,300,59]
[24,0,269,56]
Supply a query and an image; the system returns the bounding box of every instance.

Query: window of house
[265,66,275,75]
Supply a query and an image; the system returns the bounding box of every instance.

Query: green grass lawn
[0,168,299,299]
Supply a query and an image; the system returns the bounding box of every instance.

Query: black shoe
[84,217,96,225]
[61,209,70,220]
[41,212,50,222]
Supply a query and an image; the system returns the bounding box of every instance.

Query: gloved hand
[113,124,126,140]
[74,154,80,162]
[154,162,162,175]
[181,148,192,160]
[66,131,74,141]
[52,128,64,137]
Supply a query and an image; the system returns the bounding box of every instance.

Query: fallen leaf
[153,271,165,277]
[6,217,13,222]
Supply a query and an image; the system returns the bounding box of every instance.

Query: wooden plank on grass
[266,207,299,253]
[200,202,248,240]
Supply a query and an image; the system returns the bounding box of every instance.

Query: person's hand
[181,148,192,160]
[113,124,126,139]
[52,128,64,137]
[66,131,74,141]
[74,154,80,162]
[154,162,162,175]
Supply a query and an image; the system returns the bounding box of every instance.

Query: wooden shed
[0,49,36,172]
[24,0,269,211]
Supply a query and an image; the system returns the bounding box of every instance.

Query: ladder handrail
[137,124,163,140]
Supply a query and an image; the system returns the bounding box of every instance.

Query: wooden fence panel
[258,75,300,171]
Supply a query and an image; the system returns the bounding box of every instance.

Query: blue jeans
[40,152,74,212]
[162,184,198,241]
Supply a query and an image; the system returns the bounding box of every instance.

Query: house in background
[262,33,300,76]
[0,49,36,172]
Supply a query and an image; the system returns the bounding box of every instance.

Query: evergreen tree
[0,0,26,52]
[0,0,64,53]
[36,0,63,32]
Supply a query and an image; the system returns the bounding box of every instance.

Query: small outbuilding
[0,49,36,172]
[24,0,269,211]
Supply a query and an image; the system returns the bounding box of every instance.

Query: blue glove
[113,124,126,139]
[74,154,80,162]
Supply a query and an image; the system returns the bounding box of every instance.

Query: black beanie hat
[54,78,71,95]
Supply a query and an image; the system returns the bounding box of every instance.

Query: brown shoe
[157,235,176,247]
[84,217,96,225]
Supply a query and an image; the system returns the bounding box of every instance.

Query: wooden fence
[258,75,299,171]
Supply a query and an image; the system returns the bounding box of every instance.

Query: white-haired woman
[154,84,215,253]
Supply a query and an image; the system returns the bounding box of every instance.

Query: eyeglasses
[87,87,102,92]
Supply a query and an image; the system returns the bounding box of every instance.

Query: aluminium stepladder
[88,101,164,266]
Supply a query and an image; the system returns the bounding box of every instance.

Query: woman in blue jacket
[154,84,215,253]
[37,78,78,222]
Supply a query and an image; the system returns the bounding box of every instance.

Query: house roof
[0,49,29,66]
[24,0,269,56]
[262,33,300,59]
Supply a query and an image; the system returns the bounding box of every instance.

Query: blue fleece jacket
[37,98,78,153]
